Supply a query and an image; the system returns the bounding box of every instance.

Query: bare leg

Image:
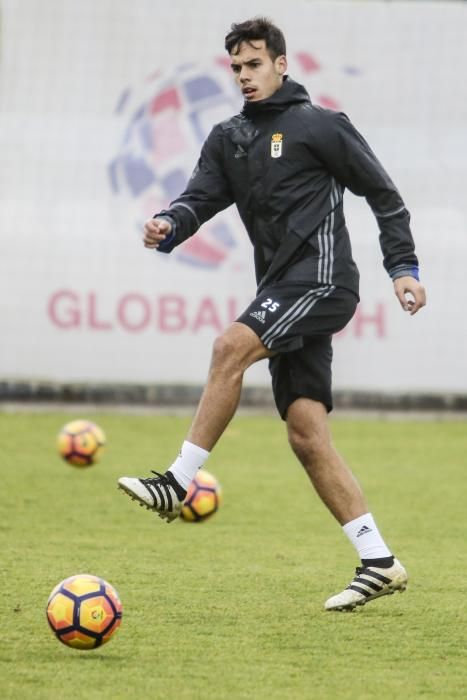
[118,322,271,518]
[286,397,367,525]
[187,322,273,450]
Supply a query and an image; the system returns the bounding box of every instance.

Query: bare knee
[286,400,333,467]
[211,333,238,366]
[210,323,270,374]
[288,424,330,467]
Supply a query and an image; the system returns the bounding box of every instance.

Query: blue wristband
[390,265,420,282]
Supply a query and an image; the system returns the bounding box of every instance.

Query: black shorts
[236,283,358,419]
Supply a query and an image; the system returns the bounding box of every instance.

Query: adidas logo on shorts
[249,310,266,323]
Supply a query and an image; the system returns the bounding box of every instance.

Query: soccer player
[119,17,426,611]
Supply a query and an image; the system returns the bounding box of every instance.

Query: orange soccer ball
[46,574,122,650]
[57,420,105,467]
[180,470,222,522]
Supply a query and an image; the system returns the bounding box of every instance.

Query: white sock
[167,440,210,490]
[343,513,392,561]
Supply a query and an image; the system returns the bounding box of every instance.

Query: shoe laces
[141,471,168,486]
[141,470,186,501]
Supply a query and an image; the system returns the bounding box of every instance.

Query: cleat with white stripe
[324,559,408,611]
[118,470,187,523]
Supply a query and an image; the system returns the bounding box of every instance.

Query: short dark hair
[224,17,286,60]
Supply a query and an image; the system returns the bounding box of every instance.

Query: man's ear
[276,55,287,75]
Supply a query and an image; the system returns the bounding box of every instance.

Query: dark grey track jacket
[156,77,419,296]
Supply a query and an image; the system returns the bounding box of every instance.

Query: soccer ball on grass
[46,574,122,650]
[57,420,105,466]
[180,469,222,522]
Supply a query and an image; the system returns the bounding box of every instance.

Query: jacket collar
[241,76,311,118]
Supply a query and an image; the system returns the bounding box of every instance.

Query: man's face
[230,40,287,102]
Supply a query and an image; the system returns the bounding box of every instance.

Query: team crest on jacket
[271,133,283,158]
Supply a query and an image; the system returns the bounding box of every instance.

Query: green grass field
[1,411,466,699]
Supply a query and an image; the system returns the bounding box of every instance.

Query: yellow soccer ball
[46,574,122,650]
[180,469,222,522]
[57,420,105,467]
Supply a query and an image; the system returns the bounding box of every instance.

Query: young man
[118,18,426,611]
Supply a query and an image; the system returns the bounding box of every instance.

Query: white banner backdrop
[0,0,466,392]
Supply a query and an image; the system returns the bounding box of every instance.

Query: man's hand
[143,218,173,249]
[394,275,426,316]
